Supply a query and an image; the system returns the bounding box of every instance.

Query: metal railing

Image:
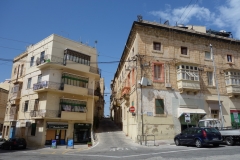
[30,109,60,118]
[89,66,101,75]
[33,81,63,91]
[137,134,156,146]
[30,54,64,67]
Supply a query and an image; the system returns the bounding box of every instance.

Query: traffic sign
[185,113,191,123]
[129,106,135,113]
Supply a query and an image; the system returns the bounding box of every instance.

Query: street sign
[129,106,135,113]
[185,113,191,123]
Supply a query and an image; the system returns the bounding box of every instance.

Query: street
[1,118,240,160]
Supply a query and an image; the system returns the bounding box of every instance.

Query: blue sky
[1,0,240,116]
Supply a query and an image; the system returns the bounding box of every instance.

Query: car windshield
[204,128,219,133]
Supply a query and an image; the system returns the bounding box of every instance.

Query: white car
[0,133,2,139]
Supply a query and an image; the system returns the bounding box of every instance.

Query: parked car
[174,127,222,148]
[0,138,6,148]
[1,138,27,150]
[0,132,2,139]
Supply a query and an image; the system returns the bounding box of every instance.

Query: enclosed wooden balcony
[226,85,240,97]
[177,80,200,93]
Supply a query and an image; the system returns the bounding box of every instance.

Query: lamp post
[210,44,224,128]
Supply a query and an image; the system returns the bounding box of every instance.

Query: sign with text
[185,113,191,123]
[67,139,74,148]
[51,140,57,149]
[233,112,239,123]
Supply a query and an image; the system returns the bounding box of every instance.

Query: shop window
[153,42,161,51]
[155,99,164,114]
[181,46,188,55]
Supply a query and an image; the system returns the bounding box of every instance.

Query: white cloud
[149,0,240,39]
[150,4,214,25]
[213,0,240,38]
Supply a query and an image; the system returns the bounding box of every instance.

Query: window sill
[204,58,213,61]
[152,50,163,54]
[226,62,234,65]
[180,54,190,58]
[207,85,216,88]
[154,114,167,117]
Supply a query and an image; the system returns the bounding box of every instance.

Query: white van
[198,119,222,128]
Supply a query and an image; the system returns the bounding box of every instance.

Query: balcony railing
[88,88,100,96]
[30,109,60,118]
[33,81,63,91]
[121,86,130,97]
[35,54,64,66]
[226,85,240,97]
[90,66,101,75]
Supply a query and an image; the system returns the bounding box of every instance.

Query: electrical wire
[177,0,193,25]
[179,0,198,25]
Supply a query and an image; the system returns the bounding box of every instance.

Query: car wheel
[195,139,202,148]
[225,137,235,146]
[213,144,219,147]
[175,139,181,146]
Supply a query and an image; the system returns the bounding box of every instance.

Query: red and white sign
[129,106,135,113]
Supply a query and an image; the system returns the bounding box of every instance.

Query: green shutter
[155,99,164,114]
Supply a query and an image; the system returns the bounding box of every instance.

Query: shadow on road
[95,118,122,133]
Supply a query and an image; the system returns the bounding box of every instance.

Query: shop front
[178,108,206,131]
[74,123,91,143]
[230,110,240,128]
[45,122,68,145]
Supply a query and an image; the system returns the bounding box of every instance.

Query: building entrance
[74,123,91,143]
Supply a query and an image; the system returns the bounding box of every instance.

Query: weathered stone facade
[111,20,240,142]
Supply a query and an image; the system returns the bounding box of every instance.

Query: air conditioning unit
[165,83,172,88]
[140,77,148,86]
[147,79,152,86]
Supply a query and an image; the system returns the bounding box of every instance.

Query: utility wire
[177,0,192,25]
[179,0,198,25]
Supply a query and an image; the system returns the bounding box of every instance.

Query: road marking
[110,147,138,151]
[66,148,207,158]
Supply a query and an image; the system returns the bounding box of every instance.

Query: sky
[1,0,240,116]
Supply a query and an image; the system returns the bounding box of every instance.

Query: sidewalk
[137,139,175,147]
[28,143,89,151]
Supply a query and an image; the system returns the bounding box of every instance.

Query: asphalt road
[0,118,240,160]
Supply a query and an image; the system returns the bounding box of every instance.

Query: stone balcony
[177,80,200,93]
[226,85,240,97]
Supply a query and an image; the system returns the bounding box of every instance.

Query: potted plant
[87,142,92,147]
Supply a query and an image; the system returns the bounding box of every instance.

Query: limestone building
[3,34,103,147]
[110,19,240,142]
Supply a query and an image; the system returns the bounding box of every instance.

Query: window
[24,101,29,112]
[207,72,214,86]
[211,110,219,119]
[20,64,24,76]
[205,51,212,60]
[225,71,240,86]
[227,55,232,62]
[14,67,17,75]
[155,99,164,114]
[40,51,45,63]
[27,78,32,89]
[34,99,39,111]
[30,56,34,67]
[181,46,188,55]
[153,63,164,82]
[153,42,161,51]
[177,65,199,81]
[62,73,88,88]
[37,74,42,83]
[60,99,87,113]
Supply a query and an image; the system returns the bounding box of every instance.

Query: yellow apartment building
[110,19,240,142]
[3,34,103,147]
[0,80,10,132]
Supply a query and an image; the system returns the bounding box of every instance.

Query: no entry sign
[129,106,135,113]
